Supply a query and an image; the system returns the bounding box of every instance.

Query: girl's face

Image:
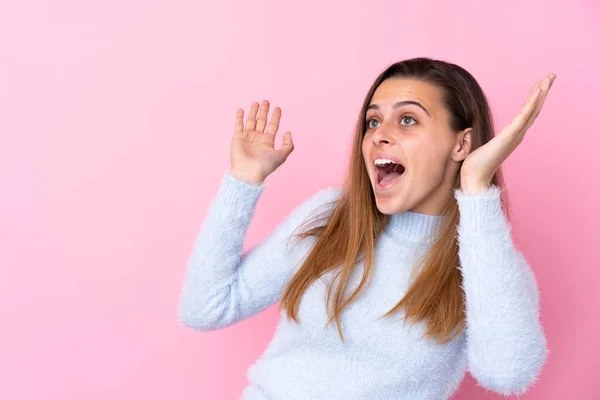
[362,78,470,216]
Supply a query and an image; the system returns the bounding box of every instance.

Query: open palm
[230,100,294,184]
[461,74,557,192]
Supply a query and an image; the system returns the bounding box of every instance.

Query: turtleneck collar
[383,210,445,243]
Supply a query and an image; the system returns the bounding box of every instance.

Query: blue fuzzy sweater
[179,172,548,399]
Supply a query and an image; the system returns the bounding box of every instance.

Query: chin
[378,205,408,215]
[373,193,407,215]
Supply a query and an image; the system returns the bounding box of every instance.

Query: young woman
[179,57,554,399]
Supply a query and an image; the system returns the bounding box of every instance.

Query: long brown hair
[278,57,510,345]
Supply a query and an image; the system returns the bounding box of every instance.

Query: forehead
[369,78,443,111]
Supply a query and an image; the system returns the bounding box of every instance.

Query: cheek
[409,138,448,179]
[361,135,371,159]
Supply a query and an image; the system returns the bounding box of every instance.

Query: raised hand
[460,73,557,194]
[230,100,294,185]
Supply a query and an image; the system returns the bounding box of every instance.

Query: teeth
[374,158,399,166]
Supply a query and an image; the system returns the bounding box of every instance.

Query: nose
[371,122,395,146]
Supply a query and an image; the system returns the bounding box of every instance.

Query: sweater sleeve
[454,185,549,397]
[178,171,341,331]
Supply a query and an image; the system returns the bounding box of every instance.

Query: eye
[366,119,380,129]
[366,116,416,130]
[400,116,417,126]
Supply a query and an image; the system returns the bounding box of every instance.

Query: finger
[277,131,294,159]
[245,102,259,132]
[505,81,542,136]
[265,106,282,136]
[523,74,556,131]
[524,78,550,129]
[234,108,244,134]
[255,100,270,133]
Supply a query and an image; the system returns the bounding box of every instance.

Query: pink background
[1,0,599,399]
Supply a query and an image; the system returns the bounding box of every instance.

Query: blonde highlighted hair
[278,57,510,345]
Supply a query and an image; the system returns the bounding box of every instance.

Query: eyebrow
[367,101,430,116]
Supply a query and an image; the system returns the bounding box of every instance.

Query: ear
[451,127,472,162]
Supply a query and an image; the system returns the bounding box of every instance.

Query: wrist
[229,169,265,185]
[460,178,490,196]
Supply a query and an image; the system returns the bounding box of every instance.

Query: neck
[384,210,444,242]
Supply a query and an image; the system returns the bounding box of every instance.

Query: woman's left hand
[460,73,557,195]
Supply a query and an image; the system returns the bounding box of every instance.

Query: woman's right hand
[230,100,294,185]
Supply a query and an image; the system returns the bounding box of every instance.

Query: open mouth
[374,160,405,187]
